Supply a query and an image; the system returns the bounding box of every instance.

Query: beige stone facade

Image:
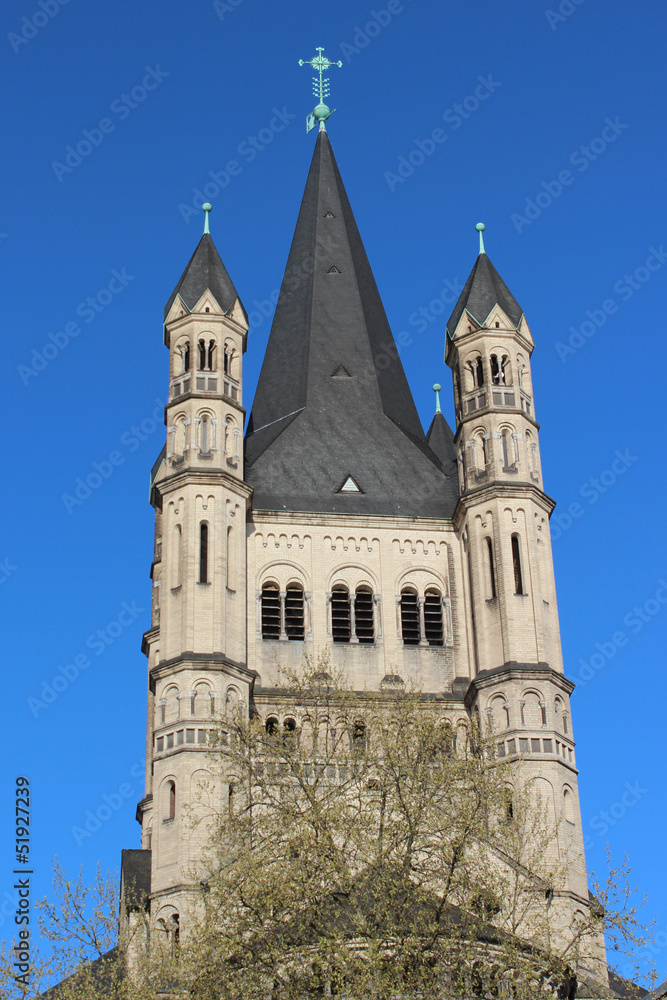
[125,137,607,987]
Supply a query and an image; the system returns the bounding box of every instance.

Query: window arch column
[418,596,428,646]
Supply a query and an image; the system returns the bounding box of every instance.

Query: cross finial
[432,383,442,414]
[202,203,212,235]
[298,47,343,133]
[476,222,486,255]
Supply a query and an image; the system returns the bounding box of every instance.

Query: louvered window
[331,586,351,643]
[400,589,420,645]
[284,585,305,641]
[261,584,281,639]
[351,721,367,754]
[423,589,443,646]
[354,587,374,643]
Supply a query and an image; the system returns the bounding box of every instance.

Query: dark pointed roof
[426,412,457,470]
[164,232,246,322]
[446,252,523,337]
[245,131,457,518]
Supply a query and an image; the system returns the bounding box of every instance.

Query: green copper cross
[298,47,342,133]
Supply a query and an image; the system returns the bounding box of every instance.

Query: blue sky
[1,0,666,985]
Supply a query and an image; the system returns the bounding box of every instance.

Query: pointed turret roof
[446,252,523,338]
[426,412,457,470]
[245,132,457,517]
[164,232,246,322]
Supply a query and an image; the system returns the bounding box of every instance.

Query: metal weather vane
[298,47,343,133]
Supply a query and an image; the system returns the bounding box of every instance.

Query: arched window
[226,525,233,589]
[223,347,233,376]
[486,537,497,599]
[199,523,208,584]
[400,588,420,645]
[468,356,484,389]
[284,584,305,641]
[480,434,489,468]
[224,417,241,458]
[511,534,524,595]
[491,354,510,385]
[172,524,182,589]
[261,583,281,639]
[200,414,209,454]
[174,417,187,456]
[563,787,575,825]
[331,585,351,643]
[265,717,279,736]
[207,340,216,371]
[354,587,374,643]
[164,780,176,821]
[351,721,367,754]
[283,718,297,749]
[181,343,190,372]
[198,339,206,370]
[194,683,212,718]
[502,430,512,469]
[423,588,444,646]
[504,787,515,822]
[434,722,455,758]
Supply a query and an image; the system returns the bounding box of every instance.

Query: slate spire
[245,131,457,517]
[164,228,246,323]
[426,384,456,471]
[445,250,523,339]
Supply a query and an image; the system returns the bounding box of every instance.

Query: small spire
[299,47,342,133]
[476,222,486,255]
[202,202,212,235]
[432,383,442,414]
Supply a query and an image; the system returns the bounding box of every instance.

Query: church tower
[120,64,607,988]
[135,211,254,939]
[445,223,590,919]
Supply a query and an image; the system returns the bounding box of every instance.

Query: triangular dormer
[337,475,362,494]
[192,290,224,316]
